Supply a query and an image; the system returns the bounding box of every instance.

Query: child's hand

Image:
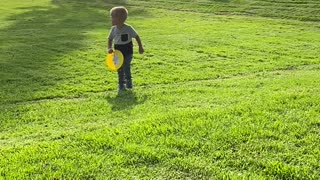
[108,48,114,54]
[139,47,144,54]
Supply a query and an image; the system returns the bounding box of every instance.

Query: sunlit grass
[1,0,320,179]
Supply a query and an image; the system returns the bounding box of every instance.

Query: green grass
[1,0,320,179]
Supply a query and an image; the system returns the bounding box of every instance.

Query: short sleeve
[108,26,115,40]
[128,26,138,38]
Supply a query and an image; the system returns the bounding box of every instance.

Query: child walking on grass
[107,6,144,92]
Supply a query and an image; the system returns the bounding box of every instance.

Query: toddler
[107,6,144,91]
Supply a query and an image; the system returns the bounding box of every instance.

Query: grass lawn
[1,0,320,179]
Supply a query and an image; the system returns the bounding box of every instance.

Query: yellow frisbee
[106,50,124,71]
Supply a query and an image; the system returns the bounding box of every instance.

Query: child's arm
[107,38,113,53]
[135,35,144,54]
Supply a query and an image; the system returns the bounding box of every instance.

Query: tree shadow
[106,90,147,111]
[0,0,129,104]
[0,0,153,104]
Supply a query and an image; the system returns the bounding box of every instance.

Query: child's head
[110,6,128,26]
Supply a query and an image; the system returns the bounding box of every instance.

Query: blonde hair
[110,6,128,22]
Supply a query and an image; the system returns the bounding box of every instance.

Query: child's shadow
[106,90,147,111]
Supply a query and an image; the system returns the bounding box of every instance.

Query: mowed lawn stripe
[1,0,320,179]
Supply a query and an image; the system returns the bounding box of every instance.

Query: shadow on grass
[0,0,128,104]
[106,90,147,111]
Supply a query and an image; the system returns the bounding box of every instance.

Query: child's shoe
[126,80,132,89]
[118,84,125,92]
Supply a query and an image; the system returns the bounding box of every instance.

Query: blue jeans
[117,54,133,88]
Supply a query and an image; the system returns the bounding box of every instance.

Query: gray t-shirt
[108,24,138,45]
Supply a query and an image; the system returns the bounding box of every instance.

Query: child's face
[111,11,124,26]
[111,15,121,26]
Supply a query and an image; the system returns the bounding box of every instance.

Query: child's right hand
[108,48,113,54]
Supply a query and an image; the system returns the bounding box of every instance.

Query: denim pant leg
[123,54,133,82]
[117,68,125,90]
[117,54,133,88]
